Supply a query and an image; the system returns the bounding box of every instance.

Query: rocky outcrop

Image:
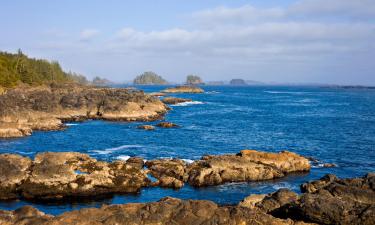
[187,150,310,187]
[0,150,311,200]
[0,197,312,225]
[145,159,187,188]
[156,122,179,128]
[0,152,149,200]
[0,84,168,138]
[137,125,155,130]
[162,86,204,93]
[273,173,375,225]
[240,189,299,213]
[0,154,32,200]
[161,97,192,105]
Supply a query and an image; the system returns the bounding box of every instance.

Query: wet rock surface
[0,84,168,138]
[187,150,310,187]
[162,85,204,93]
[0,197,311,225]
[161,97,192,105]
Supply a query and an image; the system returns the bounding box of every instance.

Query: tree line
[0,50,88,88]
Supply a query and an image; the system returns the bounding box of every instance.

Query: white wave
[91,145,143,154]
[65,123,78,126]
[117,155,131,161]
[206,91,220,94]
[173,101,204,106]
[271,182,293,190]
[182,159,194,164]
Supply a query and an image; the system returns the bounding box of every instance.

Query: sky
[1,0,375,85]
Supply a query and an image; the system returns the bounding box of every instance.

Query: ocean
[1,85,374,215]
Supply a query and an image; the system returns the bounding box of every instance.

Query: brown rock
[18,152,149,200]
[0,84,169,138]
[0,197,303,225]
[187,150,310,187]
[277,173,375,225]
[137,125,155,130]
[0,154,32,200]
[162,86,204,93]
[145,159,186,189]
[161,97,192,105]
[156,122,179,128]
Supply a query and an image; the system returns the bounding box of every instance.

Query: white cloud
[79,29,100,41]
[290,0,375,18]
[37,2,375,84]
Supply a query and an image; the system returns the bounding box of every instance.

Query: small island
[186,75,204,85]
[230,79,247,85]
[133,71,168,85]
[162,85,204,93]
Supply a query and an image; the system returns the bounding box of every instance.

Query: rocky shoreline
[0,150,310,200]
[0,173,373,225]
[0,84,169,138]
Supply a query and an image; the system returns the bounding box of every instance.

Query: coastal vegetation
[133,71,168,85]
[186,74,203,85]
[0,50,88,88]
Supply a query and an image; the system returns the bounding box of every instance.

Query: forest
[0,50,87,88]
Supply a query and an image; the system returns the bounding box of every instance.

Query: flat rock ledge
[162,86,204,93]
[0,84,169,138]
[0,150,310,200]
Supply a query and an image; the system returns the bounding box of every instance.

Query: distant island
[186,75,204,85]
[0,50,88,88]
[230,79,247,85]
[92,76,113,86]
[133,71,168,85]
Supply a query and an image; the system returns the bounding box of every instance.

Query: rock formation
[0,152,149,200]
[0,197,312,225]
[137,125,155,130]
[162,86,204,93]
[0,84,168,138]
[161,97,192,105]
[156,122,179,128]
[0,150,311,200]
[187,150,310,187]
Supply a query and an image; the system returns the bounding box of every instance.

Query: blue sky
[1,0,374,84]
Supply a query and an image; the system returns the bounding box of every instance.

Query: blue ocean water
[1,85,374,215]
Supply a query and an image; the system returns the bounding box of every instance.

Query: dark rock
[156,122,179,128]
[161,97,192,105]
[137,125,155,130]
[277,173,375,225]
[162,86,204,93]
[0,197,304,225]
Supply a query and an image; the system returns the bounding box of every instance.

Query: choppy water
[1,85,375,215]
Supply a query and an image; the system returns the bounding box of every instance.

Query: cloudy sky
[1,0,374,85]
